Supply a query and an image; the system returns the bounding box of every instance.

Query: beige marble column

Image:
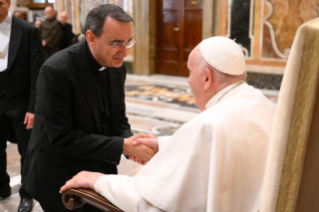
[74,0,80,34]
[132,0,155,75]
[202,0,214,39]
[54,0,65,17]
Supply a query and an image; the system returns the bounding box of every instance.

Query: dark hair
[85,4,133,37]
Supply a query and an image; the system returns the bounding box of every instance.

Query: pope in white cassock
[60,36,276,212]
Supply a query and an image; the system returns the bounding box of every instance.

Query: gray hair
[212,67,247,84]
[85,4,133,37]
[196,51,246,85]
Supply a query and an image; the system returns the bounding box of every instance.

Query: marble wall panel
[216,0,319,74]
[262,24,282,59]
[16,0,29,7]
[262,0,319,59]
[230,0,253,57]
[218,0,254,57]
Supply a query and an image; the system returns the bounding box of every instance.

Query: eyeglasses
[100,37,136,49]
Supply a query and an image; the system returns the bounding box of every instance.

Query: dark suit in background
[40,17,62,60]
[0,16,44,199]
[23,40,133,211]
[59,22,74,50]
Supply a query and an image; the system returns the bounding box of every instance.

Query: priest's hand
[59,171,103,193]
[129,137,159,165]
[123,133,156,163]
[24,112,34,129]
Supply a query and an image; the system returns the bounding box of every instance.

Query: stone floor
[1,74,279,212]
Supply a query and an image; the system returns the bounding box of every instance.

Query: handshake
[123,133,159,165]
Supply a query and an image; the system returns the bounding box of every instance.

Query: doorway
[155,0,203,77]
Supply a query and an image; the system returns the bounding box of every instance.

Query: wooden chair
[62,188,123,212]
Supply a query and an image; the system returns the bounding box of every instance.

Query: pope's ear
[203,67,213,91]
[86,30,96,48]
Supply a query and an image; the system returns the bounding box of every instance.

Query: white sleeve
[94,175,140,212]
[94,175,165,212]
[138,198,166,212]
[158,136,172,150]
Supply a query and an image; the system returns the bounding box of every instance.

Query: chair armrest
[62,188,123,212]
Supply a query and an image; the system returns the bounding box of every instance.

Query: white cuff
[94,175,141,212]
[158,136,171,150]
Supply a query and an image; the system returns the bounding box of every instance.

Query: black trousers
[0,94,31,198]
[44,46,59,61]
[40,202,105,212]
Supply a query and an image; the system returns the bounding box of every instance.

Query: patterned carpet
[125,84,198,110]
[125,82,278,110]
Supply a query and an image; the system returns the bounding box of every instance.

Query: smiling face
[88,16,133,68]
[0,0,10,23]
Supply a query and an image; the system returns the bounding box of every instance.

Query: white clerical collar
[99,66,107,71]
[0,12,12,30]
[205,80,245,109]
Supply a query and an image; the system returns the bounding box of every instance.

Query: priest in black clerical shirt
[59,11,75,50]
[22,4,156,212]
[86,41,112,136]
[0,1,44,212]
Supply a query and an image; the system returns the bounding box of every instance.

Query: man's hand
[59,171,103,193]
[123,133,157,163]
[133,137,159,152]
[42,40,46,47]
[24,112,34,129]
[129,137,159,165]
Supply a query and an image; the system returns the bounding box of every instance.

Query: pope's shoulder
[194,84,276,126]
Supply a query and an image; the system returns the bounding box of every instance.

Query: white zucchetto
[200,36,245,76]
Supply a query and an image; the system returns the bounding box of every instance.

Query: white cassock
[94,82,276,212]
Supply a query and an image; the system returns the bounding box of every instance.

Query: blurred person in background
[0,0,44,212]
[40,6,61,60]
[13,11,23,20]
[34,20,41,29]
[59,11,74,50]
